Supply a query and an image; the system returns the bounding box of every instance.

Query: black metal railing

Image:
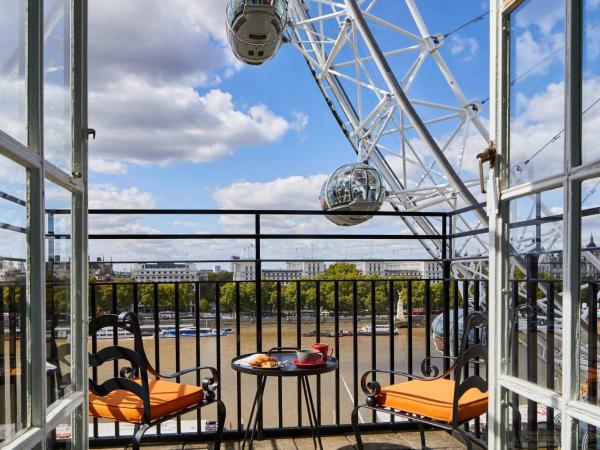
[38,207,487,446]
[83,276,487,446]
[0,206,492,445]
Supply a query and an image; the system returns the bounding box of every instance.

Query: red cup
[311,343,333,360]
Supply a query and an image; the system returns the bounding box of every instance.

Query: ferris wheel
[226,0,491,262]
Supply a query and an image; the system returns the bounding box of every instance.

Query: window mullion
[561,0,583,447]
[26,0,46,446]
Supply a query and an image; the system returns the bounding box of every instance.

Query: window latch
[476,141,496,194]
[86,128,96,140]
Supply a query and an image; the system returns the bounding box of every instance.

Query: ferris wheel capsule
[226,0,288,65]
[319,163,386,226]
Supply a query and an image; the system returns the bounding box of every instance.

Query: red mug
[311,343,333,360]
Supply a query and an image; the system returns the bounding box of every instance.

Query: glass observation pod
[319,163,386,226]
[226,0,288,65]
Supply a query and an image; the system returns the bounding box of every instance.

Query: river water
[89,320,431,433]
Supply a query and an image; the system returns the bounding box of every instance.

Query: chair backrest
[451,310,487,427]
[88,312,152,423]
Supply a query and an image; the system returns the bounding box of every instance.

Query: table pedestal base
[241,375,323,450]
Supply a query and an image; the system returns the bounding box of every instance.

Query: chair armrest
[148,366,219,400]
[420,355,458,377]
[359,369,428,397]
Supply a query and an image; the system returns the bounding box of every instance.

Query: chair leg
[132,423,149,450]
[213,400,226,450]
[418,422,426,449]
[351,405,364,450]
[452,428,474,450]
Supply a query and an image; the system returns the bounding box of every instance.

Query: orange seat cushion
[89,378,203,423]
[375,378,487,423]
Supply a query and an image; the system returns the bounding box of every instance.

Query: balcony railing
[5,208,494,446]
[84,276,487,446]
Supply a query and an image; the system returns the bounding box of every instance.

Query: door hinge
[476,141,496,194]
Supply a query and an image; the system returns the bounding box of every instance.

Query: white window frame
[488,0,600,448]
[0,1,88,448]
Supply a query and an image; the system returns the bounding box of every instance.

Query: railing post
[442,214,451,372]
[255,213,262,351]
[525,253,539,446]
[254,213,263,437]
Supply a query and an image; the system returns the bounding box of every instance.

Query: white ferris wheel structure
[286,0,492,272]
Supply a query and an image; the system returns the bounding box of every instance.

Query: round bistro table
[231,350,338,450]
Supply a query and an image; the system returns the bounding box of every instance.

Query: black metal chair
[88,312,226,450]
[352,310,491,450]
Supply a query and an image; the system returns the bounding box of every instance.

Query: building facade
[132,262,199,282]
[231,257,325,281]
[539,234,600,281]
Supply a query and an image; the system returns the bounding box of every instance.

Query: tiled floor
[100,430,469,449]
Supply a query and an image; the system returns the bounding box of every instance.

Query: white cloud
[89,79,294,165]
[89,184,155,209]
[213,174,328,210]
[449,35,479,61]
[90,159,128,175]
[89,0,237,89]
[83,0,305,167]
[512,0,564,35]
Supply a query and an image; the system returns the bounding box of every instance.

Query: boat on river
[159,327,226,338]
[357,324,399,335]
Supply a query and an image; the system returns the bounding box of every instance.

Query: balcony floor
[101,431,471,449]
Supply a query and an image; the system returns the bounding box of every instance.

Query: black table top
[231,352,338,377]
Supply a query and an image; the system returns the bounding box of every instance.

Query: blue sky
[87,0,490,210]
[3,0,600,265]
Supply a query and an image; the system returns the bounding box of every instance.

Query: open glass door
[0,0,88,448]
[489,0,600,448]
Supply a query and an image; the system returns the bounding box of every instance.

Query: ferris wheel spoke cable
[525,95,600,166]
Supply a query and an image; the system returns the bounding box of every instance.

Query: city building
[539,234,600,280]
[285,261,325,278]
[355,261,386,276]
[231,256,255,281]
[262,269,302,281]
[89,257,114,281]
[132,262,199,282]
[231,257,325,281]
[355,260,443,279]
[0,260,26,283]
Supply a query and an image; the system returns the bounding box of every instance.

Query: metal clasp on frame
[476,141,496,194]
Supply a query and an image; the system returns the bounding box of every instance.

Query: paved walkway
[100,430,469,449]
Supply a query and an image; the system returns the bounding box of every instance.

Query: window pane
[508,0,565,186]
[579,178,600,406]
[44,0,71,172]
[45,181,72,406]
[508,189,563,393]
[582,0,600,165]
[576,420,600,449]
[502,388,558,448]
[0,0,27,144]
[0,156,28,443]
[46,407,75,449]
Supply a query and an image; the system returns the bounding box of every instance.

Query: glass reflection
[0,0,27,144]
[509,0,565,186]
[0,156,28,443]
[508,188,563,394]
[44,0,71,171]
[582,0,600,165]
[579,178,600,411]
[45,181,72,406]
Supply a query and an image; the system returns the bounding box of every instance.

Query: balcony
[5,207,579,448]
[39,208,491,448]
